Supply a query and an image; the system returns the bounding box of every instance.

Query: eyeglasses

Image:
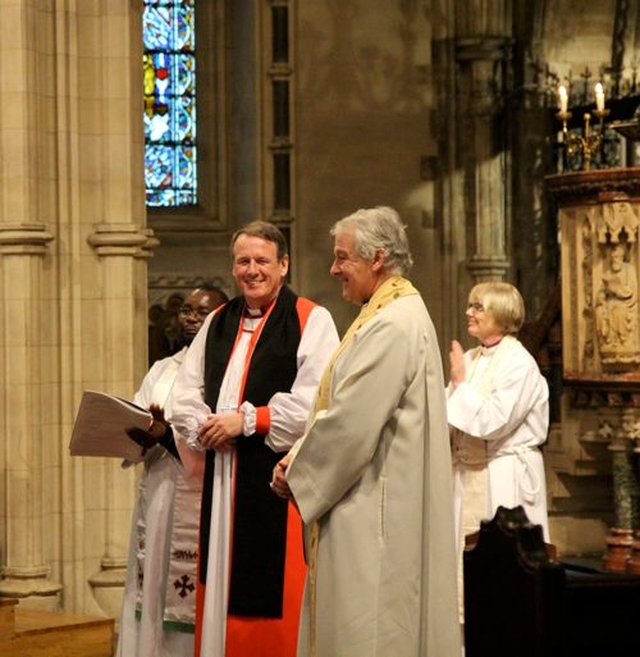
[467,302,485,313]
[178,305,210,320]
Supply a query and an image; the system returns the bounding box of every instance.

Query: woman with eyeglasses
[446,281,550,607]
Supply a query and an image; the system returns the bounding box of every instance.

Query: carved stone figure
[595,243,639,362]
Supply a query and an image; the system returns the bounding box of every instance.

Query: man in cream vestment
[272,206,461,657]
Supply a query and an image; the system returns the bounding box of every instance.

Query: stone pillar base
[89,559,127,619]
[0,569,62,612]
[602,527,634,572]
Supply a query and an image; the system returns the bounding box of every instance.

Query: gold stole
[307,275,419,657]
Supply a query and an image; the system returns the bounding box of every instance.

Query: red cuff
[255,406,271,435]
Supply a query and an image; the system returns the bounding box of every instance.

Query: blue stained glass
[143,0,197,207]
[176,54,195,95]
[145,145,198,205]
[143,4,195,51]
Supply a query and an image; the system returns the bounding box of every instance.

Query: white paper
[69,390,152,463]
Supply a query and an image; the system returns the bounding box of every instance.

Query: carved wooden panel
[547,169,640,383]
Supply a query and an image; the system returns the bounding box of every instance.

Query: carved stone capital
[455,37,513,116]
[138,227,160,260]
[0,224,54,255]
[455,36,512,63]
[87,223,150,257]
[467,256,510,283]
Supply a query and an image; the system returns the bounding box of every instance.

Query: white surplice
[117,347,202,657]
[447,335,550,548]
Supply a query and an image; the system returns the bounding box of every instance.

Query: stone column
[610,412,639,529]
[0,0,63,610]
[0,227,61,610]
[0,1,152,616]
[455,1,512,283]
[603,410,637,572]
[61,2,150,618]
[84,227,150,619]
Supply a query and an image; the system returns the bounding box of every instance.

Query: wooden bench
[464,506,640,657]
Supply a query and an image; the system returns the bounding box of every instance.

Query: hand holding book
[126,404,173,457]
[70,390,153,463]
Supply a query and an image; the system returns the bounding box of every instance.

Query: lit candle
[595,82,605,112]
[558,85,568,114]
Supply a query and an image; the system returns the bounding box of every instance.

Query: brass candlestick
[557,108,610,170]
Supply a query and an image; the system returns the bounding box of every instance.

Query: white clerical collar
[244,292,279,318]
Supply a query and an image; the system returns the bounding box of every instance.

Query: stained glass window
[143,0,197,207]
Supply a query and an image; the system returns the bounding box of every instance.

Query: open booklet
[69,390,152,463]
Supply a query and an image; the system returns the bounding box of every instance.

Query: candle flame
[558,85,568,113]
[594,82,605,111]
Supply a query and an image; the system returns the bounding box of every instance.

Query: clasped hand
[271,455,292,499]
[198,412,243,452]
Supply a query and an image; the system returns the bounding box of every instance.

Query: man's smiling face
[232,234,289,309]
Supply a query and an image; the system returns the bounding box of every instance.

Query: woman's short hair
[330,206,413,275]
[230,221,288,260]
[469,282,525,335]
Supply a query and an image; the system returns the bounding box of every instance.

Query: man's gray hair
[331,206,413,275]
